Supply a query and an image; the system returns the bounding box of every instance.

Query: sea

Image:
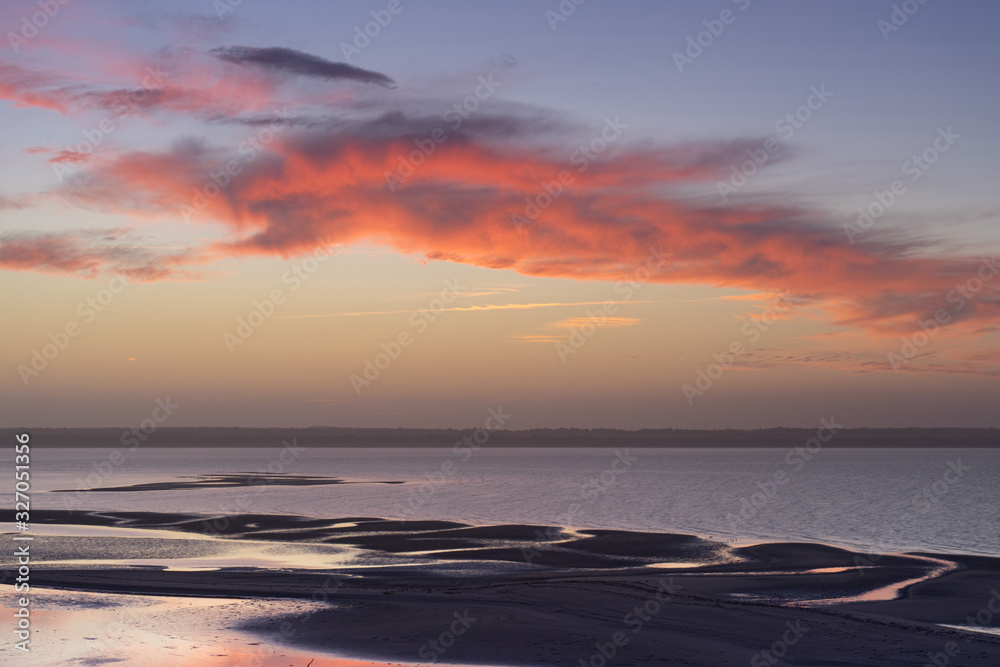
[19,445,1000,557]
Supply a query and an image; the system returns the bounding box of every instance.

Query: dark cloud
[0,229,197,280]
[735,348,1000,378]
[210,46,396,87]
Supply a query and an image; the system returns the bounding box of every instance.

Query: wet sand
[0,587,469,667]
[10,509,1000,666]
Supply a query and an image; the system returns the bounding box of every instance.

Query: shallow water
[6,446,997,666]
[13,446,1000,557]
[0,587,433,666]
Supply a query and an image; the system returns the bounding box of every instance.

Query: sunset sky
[2,0,999,429]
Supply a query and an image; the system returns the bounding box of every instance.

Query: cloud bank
[2,39,998,342]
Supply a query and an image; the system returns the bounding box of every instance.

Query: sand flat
[7,509,1000,666]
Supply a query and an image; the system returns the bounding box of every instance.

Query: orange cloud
[277,301,641,319]
[2,42,997,339]
[516,316,641,344]
[551,316,641,329]
[52,122,999,337]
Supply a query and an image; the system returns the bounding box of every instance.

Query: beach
[6,508,1000,666]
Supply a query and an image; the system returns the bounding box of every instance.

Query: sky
[2,0,999,429]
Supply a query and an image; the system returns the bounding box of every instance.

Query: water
[17,446,1000,557]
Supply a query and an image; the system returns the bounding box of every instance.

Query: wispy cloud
[511,334,563,343]
[732,348,1000,378]
[715,291,791,302]
[796,331,851,340]
[551,316,641,329]
[401,286,521,300]
[0,195,31,211]
[515,316,641,343]
[0,229,200,280]
[275,301,651,319]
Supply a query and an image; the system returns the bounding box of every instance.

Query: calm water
[17,446,1000,557]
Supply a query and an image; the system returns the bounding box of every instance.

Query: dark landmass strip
[3,426,998,448]
[50,473,405,493]
[9,509,1000,666]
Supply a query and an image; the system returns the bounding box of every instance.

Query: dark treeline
[4,427,998,448]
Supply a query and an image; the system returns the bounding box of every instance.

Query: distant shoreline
[4,426,998,448]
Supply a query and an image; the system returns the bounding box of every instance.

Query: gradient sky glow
[2,0,999,428]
